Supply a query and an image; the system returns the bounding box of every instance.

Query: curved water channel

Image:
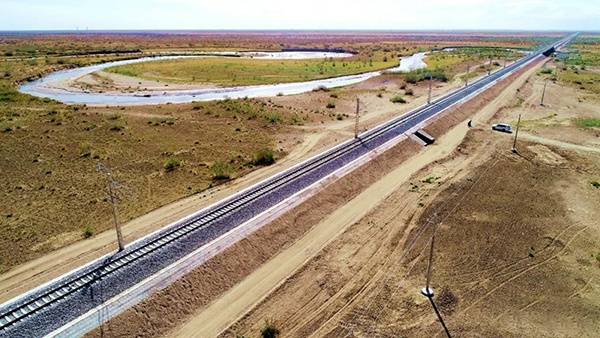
[19,51,427,106]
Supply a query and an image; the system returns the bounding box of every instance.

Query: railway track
[0,34,575,337]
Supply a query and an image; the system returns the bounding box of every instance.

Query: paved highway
[0,34,576,337]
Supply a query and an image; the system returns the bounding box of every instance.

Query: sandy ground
[72,71,214,94]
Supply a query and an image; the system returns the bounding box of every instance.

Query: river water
[19,51,427,106]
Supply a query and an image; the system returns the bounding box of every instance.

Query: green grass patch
[575,118,600,128]
[558,70,600,94]
[106,55,397,87]
[563,38,600,67]
[404,68,449,84]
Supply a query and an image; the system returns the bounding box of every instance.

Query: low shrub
[265,113,282,124]
[261,320,280,338]
[79,143,92,158]
[163,158,181,172]
[211,161,233,180]
[404,69,448,84]
[109,123,125,132]
[326,101,336,109]
[253,149,275,166]
[312,85,329,92]
[82,225,94,239]
[390,95,406,104]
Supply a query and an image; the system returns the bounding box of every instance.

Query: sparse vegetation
[390,95,406,104]
[163,158,181,172]
[576,118,600,128]
[404,69,449,84]
[79,143,92,158]
[82,225,94,239]
[592,181,600,189]
[265,113,282,124]
[326,101,336,109]
[261,320,280,338]
[107,54,397,87]
[422,175,441,184]
[253,149,275,166]
[211,161,233,180]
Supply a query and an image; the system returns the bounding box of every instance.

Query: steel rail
[0,34,574,333]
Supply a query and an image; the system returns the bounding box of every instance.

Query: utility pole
[464,64,470,87]
[421,230,436,297]
[354,97,360,138]
[96,163,125,251]
[540,79,548,106]
[427,72,433,104]
[512,114,522,153]
[487,55,492,75]
[504,58,507,68]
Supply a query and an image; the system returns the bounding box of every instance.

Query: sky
[2,0,599,31]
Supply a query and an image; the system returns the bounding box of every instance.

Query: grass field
[564,36,600,67]
[558,69,600,94]
[556,36,600,95]
[106,54,397,86]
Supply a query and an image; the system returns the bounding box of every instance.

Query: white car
[492,123,513,133]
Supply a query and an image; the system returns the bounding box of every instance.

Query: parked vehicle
[492,123,513,133]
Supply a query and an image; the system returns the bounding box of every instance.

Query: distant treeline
[281,47,357,54]
[3,49,143,57]
[44,49,143,56]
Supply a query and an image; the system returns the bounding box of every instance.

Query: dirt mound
[527,144,566,165]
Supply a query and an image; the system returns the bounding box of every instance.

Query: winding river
[19,51,427,106]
